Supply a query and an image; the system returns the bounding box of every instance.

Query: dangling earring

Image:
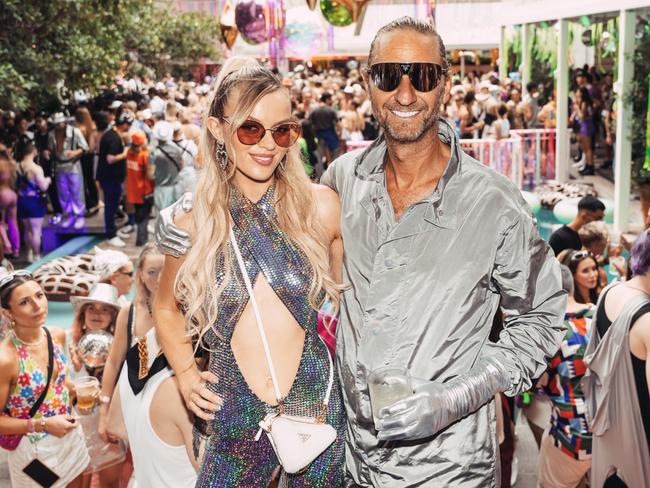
[216,141,229,171]
[279,155,287,171]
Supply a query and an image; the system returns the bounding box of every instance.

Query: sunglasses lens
[370,63,442,92]
[370,64,403,91]
[272,123,301,148]
[237,120,265,145]
[410,63,438,92]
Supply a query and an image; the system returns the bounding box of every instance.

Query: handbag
[229,229,337,474]
[0,328,55,451]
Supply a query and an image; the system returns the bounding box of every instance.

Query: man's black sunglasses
[367,62,448,92]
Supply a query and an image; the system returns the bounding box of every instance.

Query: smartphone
[22,459,60,487]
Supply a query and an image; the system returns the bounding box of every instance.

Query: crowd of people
[0,46,617,265]
[0,14,646,488]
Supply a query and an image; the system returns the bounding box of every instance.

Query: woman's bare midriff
[231,273,306,406]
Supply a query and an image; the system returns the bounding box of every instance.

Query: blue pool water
[39,207,624,330]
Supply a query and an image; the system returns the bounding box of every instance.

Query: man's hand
[376,381,450,441]
[376,358,510,441]
[155,193,193,257]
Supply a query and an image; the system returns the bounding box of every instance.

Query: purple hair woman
[586,230,650,487]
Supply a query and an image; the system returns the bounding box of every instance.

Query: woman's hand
[43,415,78,438]
[68,343,82,373]
[98,405,118,443]
[179,370,222,421]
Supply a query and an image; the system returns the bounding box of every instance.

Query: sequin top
[196,184,345,487]
[5,330,70,442]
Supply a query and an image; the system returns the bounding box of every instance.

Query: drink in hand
[368,367,413,427]
[74,376,99,413]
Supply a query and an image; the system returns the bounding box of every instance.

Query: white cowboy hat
[49,112,67,125]
[70,283,121,311]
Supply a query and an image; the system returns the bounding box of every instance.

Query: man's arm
[106,134,127,164]
[484,208,566,396]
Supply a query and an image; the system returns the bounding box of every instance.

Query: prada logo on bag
[297,433,311,444]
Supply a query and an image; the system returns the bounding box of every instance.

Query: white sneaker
[510,456,519,486]
[26,249,34,264]
[73,218,85,230]
[117,229,130,239]
[120,224,135,234]
[147,223,155,234]
[34,254,42,262]
[107,236,126,248]
[61,217,74,229]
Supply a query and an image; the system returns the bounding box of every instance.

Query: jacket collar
[354,118,462,229]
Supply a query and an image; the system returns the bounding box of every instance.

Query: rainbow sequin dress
[195,186,345,487]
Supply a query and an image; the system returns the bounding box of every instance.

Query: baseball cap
[131,130,147,146]
[116,112,134,126]
[153,121,173,142]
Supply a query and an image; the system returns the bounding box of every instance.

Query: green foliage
[0,0,223,112]
[628,21,650,183]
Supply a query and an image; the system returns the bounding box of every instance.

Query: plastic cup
[368,367,413,427]
[75,376,99,413]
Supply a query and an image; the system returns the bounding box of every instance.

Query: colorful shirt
[5,330,70,442]
[543,306,594,459]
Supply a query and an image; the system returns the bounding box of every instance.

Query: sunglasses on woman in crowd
[0,270,32,291]
[367,62,448,93]
[224,118,302,148]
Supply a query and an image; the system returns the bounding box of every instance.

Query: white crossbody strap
[229,229,333,407]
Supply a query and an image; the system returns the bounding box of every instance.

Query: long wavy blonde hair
[175,57,339,346]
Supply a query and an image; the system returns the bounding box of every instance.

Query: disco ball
[78,330,113,369]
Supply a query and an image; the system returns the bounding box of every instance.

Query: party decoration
[284,7,323,57]
[579,15,591,28]
[553,197,614,224]
[220,1,238,49]
[520,191,541,216]
[78,330,114,369]
[320,0,353,27]
[235,0,268,45]
[581,29,592,46]
[346,0,370,22]
[306,0,318,10]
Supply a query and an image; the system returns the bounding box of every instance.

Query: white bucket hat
[92,247,131,280]
[70,283,121,311]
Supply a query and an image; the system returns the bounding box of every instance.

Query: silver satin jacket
[321,120,566,487]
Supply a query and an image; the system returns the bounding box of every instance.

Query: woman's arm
[313,184,342,283]
[97,305,129,441]
[32,164,51,191]
[0,343,26,435]
[153,212,220,420]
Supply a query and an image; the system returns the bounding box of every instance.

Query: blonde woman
[98,244,163,443]
[153,57,345,486]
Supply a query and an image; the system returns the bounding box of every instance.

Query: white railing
[343,128,557,191]
[458,137,524,189]
[511,129,557,190]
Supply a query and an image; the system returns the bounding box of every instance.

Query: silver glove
[155,192,194,258]
[376,358,510,441]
